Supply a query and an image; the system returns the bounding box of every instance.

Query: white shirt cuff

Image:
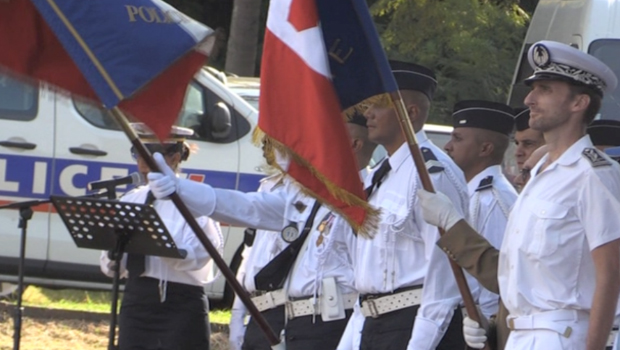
[407,316,442,350]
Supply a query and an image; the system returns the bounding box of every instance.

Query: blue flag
[316,0,398,114]
[30,0,213,109]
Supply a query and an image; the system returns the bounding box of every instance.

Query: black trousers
[360,305,465,350]
[118,277,210,350]
[242,305,286,350]
[285,309,353,350]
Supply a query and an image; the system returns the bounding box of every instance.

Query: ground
[0,309,230,350]
[0,286,231,350]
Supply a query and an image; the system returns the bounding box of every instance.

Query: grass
[20,286,112,313]
[0,286,232,350]
[13,286,231,323]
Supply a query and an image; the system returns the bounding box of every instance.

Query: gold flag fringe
[252,128,379,238]
[342,93,393,121]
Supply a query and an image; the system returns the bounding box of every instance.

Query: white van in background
[0,67,264,306]
[507,0,620,123]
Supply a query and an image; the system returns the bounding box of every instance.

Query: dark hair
[569,84,602,124]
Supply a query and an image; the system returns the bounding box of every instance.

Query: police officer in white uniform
[337,113,379,350]
[229,171,288,350]
[147,119,376,350]
[350,60,469,350]
[100,124,223,350]
[586,119,620,350]
[417,40,620,350]
[513,108,545,172]
[443,100,518,319]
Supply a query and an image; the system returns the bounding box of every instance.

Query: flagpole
[108,107,282,346]
[389,93,491,350]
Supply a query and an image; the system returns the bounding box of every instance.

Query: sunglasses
[130,143,182,160]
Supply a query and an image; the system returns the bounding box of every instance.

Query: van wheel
[210,245,244,310]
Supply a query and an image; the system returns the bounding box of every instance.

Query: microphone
[88,172,145,191]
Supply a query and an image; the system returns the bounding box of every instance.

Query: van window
[74,98,122,130]
[176,81,251,144]
[0,74,38,121]
[508,43,533,108]
[589,40,620,121]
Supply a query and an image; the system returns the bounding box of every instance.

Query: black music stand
[50,196,185,350]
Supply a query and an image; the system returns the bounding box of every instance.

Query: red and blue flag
[0,0,214,139]
[258,0,399,234]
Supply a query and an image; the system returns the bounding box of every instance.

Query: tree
[370,0,530,124]
[225,0,263,76]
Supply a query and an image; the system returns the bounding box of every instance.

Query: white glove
[147,152,179,199]
[146,152,217,218]
[416,189,463,231]
[463,316,488,349]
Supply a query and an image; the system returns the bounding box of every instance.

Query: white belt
[360,288,423,318]
[506,309,585,338]
[251,289,286,312]
[285,293,357,320]
[608,327,618,348]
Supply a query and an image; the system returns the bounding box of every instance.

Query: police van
[507,0,620,123]
[0,67,264,304]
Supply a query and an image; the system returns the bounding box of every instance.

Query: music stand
[50,196,185,350]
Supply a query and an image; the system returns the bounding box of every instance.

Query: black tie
[126,191,155,278]
[365,159,391,198]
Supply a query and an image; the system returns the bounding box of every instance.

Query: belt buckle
[562,326,572,338]
[365,298,380,318]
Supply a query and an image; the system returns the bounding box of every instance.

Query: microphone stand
[0,191,112,350]
[97,185,122,350]
[0,199,51,350]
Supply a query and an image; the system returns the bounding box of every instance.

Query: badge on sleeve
[281,222,300,243]
[315,212,334,247]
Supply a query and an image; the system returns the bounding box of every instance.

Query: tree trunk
[225,0,262,76]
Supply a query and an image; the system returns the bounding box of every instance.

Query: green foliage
[163,0,204,22]
[371,0,530,124]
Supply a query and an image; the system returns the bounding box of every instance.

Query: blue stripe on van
[0,154,261,199]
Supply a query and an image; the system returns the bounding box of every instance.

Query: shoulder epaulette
[475,175,493,192]
[582,148,611,167]
[421,147,444,173]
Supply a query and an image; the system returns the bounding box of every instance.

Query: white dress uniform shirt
[229,174,288,350]
[100,186,223,287]
[349,130,470,350]
[499,136,620,345]
[238,175,288,293]
[466,165,517,318]
[335,170,369,350]
[193,179,356,300]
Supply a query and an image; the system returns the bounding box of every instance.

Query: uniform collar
[532,135,593,176]
[359,168,368,182]
[467,165,502,195]
[416,129,430,145]
[387,130,430,173]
